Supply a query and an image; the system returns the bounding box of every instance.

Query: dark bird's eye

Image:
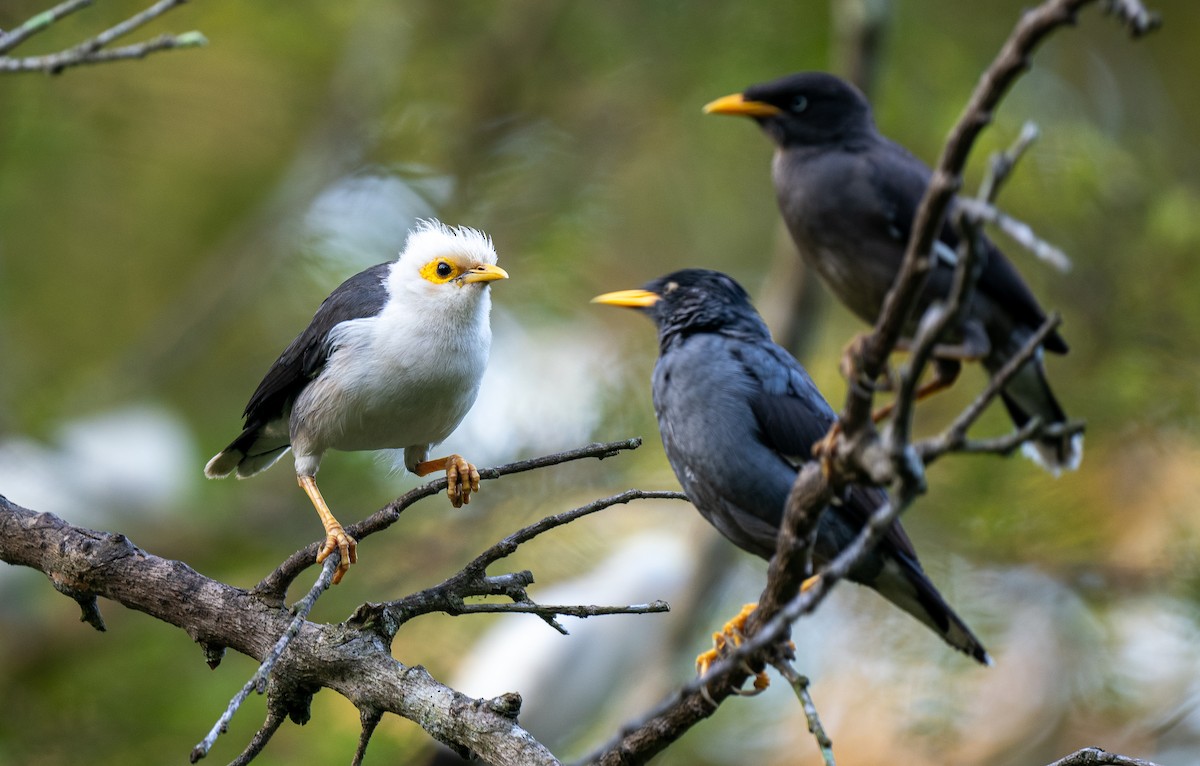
[791,95,809,113]
[436,261,453,278]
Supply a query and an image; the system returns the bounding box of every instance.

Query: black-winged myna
[594,269,989,670]
[206,219,508,583]
[705,72,1080,473]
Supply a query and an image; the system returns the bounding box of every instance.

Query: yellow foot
[315,525,358,585]
[695,602,770,693]
[299,474,359,585]
[414,454,481,508]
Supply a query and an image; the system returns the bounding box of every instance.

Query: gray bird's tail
[873,558,991,666]
[985,352,1082,475]
[204,424,291,479]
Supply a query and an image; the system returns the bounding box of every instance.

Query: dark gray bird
[206,220,508,583]
[593,269,989,667]
[705,71,1081,473]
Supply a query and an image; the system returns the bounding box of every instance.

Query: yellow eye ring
[420,259,461,284]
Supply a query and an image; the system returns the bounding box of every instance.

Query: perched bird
[206,220,508,583]
[704,72,1081,473]
[594,269,989,669]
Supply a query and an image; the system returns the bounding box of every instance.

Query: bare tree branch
[0,0,206,74]
[363,487,685,637]
[585,2,1159,763]
[227,704,286,766]
[0,0,92,54]
[978,120,1041,204]
[0,492,561,763]
[915,313,1085,466]
[1046,747,1162,766]
[192,557,340,761]
[957,197,1071,272]
[839,0,1155,441]
[0,440,677,765]
[352,708,384,766]
[254,438,645,602]
[769,659,835,766]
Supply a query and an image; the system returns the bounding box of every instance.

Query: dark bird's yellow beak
[591,289,661,308]
[460,263,510,284]
[703,92,783,118]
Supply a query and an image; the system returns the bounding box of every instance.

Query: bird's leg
[870,357,963,424]
[297,475,357,585]
[413,454,480,508]
[695,602,772,693]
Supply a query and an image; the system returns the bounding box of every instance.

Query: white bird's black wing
[241,263,391,427]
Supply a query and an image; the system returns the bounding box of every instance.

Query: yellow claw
[299,474,358,584]
[694,603,770,693]
[414,454,481,508]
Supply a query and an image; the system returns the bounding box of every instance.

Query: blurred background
[1,1,1198,764]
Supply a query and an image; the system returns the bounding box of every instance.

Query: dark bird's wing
[242,263,391,426]
[741,340,932,570]
[739,341,836,463]
[745,347,990,662]
[868,139,1068,354]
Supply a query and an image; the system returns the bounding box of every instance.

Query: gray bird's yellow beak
[460,263,510,284]
[591,289,660,308]
[703,92,783,118]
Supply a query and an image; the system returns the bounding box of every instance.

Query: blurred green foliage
[1,1,1199,764]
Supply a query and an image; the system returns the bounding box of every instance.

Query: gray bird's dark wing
[740,341,836,462]
[868,139,1068,354]
[242,262,391,426]
[742,341,923,563]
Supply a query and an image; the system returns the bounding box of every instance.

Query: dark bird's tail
[985,352,1082,475]
[872,557,991,665]
[204,423,291,479]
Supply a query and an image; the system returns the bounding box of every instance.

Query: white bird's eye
[420,258,461,284]
[664,281,679,294]
[791,95,808,113]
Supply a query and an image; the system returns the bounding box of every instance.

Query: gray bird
[206,220,508,583]
[705,72,1081,473]
[593,269,989,668]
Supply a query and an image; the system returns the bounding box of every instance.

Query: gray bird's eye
[436,261,453,278]
[791,95,808,113]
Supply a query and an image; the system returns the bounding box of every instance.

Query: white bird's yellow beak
[459,263,509,284]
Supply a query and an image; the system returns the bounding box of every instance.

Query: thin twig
[584,486,916,766]
[85,0,190,51]
[352,709,383,766]
[0,0,93,54]
[255,438,646,601]
[376,489,687,634]
[462,488,686,576]
[190,556,339,763]
[1101,0,1162,37]
[915,313,1065,464]
[769,659,835,766]
[227,706,287,766]
[953,420,1084,457]
[449,600,670,619]
[0,0,205,74]
[979,121,1041,204]
[957,197,1071,272]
